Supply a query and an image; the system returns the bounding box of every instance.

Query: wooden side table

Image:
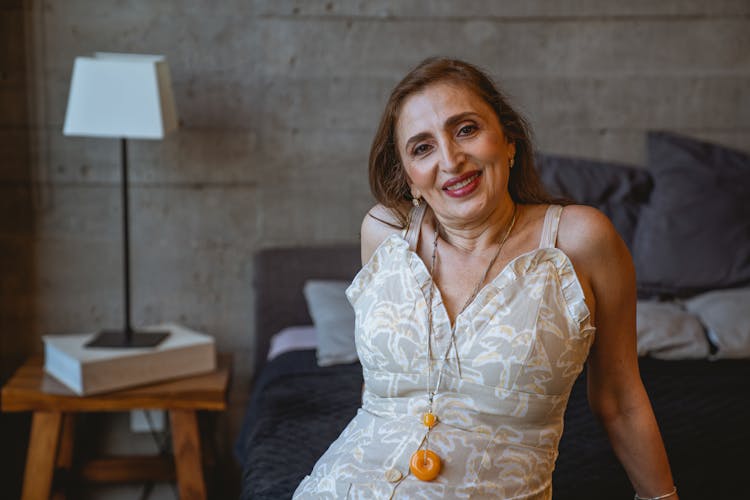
[0,353,231,500]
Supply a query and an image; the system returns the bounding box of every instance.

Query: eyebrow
[403,112,482,151]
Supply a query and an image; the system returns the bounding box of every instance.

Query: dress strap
[404,203,427,252]
[539,204,564,249]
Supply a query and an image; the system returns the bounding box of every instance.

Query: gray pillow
[633,132,750,297]
[536,153,652,252]
[636,300,709,360]
[684,287,750,359]
[303,280,358,367]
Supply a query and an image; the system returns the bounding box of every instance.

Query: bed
[235,132,750,499]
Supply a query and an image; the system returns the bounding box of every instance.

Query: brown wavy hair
[369,57,560,226]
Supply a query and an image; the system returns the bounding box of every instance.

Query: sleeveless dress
[293,204,596,499]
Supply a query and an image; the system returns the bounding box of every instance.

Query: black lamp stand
[86,138,170,348]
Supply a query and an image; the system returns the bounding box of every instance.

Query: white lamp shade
[63,53,178,140]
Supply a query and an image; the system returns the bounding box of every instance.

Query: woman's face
[395,81,515,227]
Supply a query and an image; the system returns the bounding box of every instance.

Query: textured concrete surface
[19,0,749,359]
[1,1,748,498]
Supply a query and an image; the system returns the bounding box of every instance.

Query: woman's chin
[433,197,491,224]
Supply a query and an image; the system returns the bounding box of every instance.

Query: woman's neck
[432,201,519,255]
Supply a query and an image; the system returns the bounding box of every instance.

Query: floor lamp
[63,53,178,348]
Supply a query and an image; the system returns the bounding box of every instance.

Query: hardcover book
[43,323,216,396]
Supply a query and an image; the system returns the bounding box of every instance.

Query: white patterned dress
[294,205,596,499]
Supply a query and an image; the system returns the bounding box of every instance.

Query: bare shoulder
[556,204,634,297]
[556,204,622,259]
[360,203,409,266]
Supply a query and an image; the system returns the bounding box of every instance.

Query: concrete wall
[2,0,748,496]
[18,0,750,376]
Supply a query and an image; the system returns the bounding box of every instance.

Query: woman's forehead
[396,82,497,143]
[401,82,488,119]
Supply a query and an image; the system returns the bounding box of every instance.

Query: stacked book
[43,323,216,396]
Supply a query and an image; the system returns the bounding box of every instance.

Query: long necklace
[409,204,518,482]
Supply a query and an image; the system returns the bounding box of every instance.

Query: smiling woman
[293,58,678,500]
[398,83,516,234]
[368,57,554,228]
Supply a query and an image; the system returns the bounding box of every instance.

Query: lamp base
[85,330,170,348]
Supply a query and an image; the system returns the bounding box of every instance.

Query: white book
[43,323,216,396]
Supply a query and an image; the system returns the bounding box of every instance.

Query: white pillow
[636,300,709,359]
[685,287,750,359]
[303,280,358,367]
[267,326,317,361]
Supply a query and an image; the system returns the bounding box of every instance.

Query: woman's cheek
[405,162,434,188]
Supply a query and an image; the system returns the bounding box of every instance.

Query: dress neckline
[403,236,569,327]
[368,231,593,329]
[350,230,596,356]
[400,204,565,326]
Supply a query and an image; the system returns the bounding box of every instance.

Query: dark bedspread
[236,351,750,500]
[236,350,363,500]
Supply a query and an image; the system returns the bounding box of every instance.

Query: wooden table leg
[22,411,63,500]
[52,413,76,500]
[170,409,206,500]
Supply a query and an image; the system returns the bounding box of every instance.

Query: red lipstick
[442,171,482,198]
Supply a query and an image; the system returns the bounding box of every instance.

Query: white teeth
[446,173,479,191]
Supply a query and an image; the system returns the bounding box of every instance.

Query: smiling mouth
[443,171,482,191]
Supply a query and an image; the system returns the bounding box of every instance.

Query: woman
[294,58,677,500]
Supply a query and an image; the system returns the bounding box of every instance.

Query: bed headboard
[253,245,361,374]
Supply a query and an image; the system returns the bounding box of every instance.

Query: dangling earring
[509,157,515,169]
[412,196,421,207]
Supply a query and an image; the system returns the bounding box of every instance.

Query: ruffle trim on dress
[346,233,404,306]
[547,250,596,335]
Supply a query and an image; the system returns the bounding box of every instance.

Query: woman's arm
[561,206,677,500]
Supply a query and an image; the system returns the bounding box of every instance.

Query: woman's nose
[439,140,464,172]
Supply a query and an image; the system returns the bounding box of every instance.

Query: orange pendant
[409,449,441,481]
[422,412,437,428]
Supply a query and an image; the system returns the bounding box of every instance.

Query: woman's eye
[413,144,430,156]
[458,124,477,136]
